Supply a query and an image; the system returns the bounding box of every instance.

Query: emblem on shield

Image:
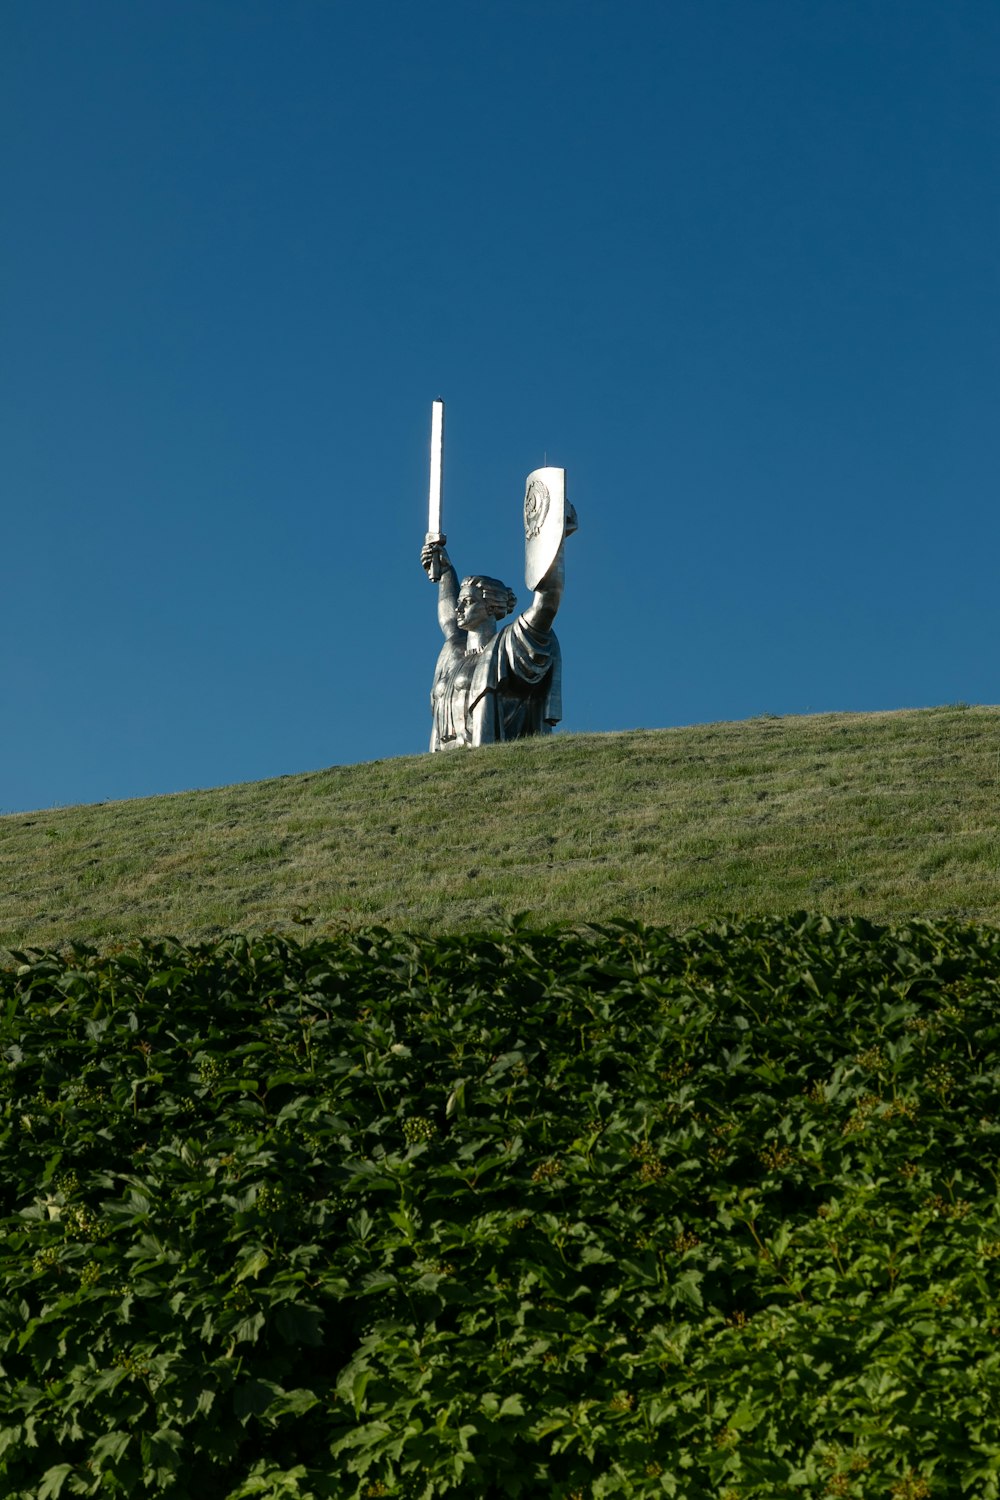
[524,466,567,591]
[524,477,551,539]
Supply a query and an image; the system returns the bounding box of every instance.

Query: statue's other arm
[523,502,576,633]
[523,548,564,633]
[421,540,461,638]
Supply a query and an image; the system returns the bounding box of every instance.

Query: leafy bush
[2,915,1000,1497]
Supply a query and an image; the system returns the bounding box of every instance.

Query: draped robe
[429,613,562,751]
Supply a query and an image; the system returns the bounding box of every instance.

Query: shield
[524,466,566,591]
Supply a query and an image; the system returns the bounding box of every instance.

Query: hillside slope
[2,705,998,948]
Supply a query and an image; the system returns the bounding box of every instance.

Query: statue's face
[456,582,490,631]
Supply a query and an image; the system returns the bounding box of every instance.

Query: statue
[420,400,577,752]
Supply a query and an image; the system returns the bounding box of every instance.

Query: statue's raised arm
[421,538,460,639]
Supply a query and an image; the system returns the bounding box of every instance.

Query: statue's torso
[431,644,482,749]
[430,616,561,752]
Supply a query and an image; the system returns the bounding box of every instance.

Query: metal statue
[420,400,577,751]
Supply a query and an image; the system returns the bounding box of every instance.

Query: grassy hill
[2,704,998,950]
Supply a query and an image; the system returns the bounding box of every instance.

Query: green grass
[2,705,999,949]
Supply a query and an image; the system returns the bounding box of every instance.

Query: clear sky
[3,1,998,814]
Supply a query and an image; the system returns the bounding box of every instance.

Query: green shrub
[2,916,1000,1496]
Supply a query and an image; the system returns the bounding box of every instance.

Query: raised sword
[426,398,446,582]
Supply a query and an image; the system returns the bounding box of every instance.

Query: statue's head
[457,576,517,630]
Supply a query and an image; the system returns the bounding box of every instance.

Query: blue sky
[3,1,999,813]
